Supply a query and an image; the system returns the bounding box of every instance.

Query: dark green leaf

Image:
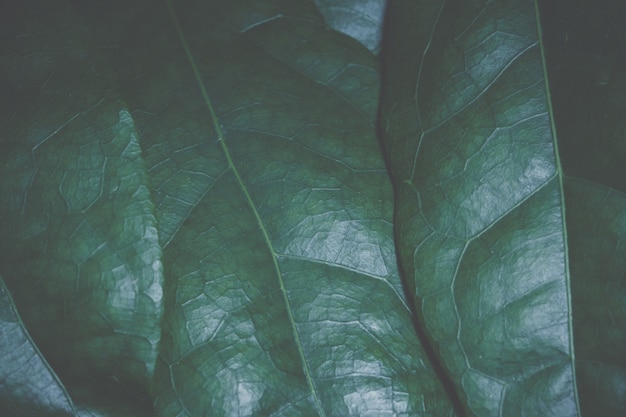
[2,0,457,415]
[314,0,386,54]
[134,0,452,414]
[540,0,626,194]
[0,274,75,417]
[564,180,626,416]
[0,0,163,403]
[540,1,626,415]
[2,0,625,414]
[380,0,578,415]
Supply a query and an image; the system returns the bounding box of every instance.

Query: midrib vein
[165,2,326,415]
[534,0,581,415]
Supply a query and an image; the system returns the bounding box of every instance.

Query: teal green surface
[380,1,577,415]
[0,0,624,416]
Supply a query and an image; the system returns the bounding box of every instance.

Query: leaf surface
[540,0,626,194]
[380,0,579,415]
[44,0,458,415]
[2,0,625,415]
[314,0,387,54]
[0,274,75,417]
[153,1,454,414]
[0,0,163,399]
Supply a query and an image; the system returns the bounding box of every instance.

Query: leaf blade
[0,274,75,417]
[0,0,163,397]
[77,0,459,414]
[165,3,327,411]
[380,0,580,415]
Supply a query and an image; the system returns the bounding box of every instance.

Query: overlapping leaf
[1,0,625,415]
[0,275,75,417]
[314,0,386,54]
[380,0,579,415]
[137,0,453,414]
[380,0,626,416]
[0,0,163,406]
[1,0,455,415]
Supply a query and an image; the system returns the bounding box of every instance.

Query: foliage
[0,0,624,416]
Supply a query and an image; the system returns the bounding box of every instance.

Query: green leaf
[540,1,626,414]
[314,0,387,54]
[380,0,579,415]
[0,0,163,403]
[2,0,625,415]
[134,0,453,414]
[564,180,626,416]
[2,0,456,415]
[540,0,626,194]
[0,274,75,417]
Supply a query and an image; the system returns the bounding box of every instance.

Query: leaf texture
[314,0,387,54]
[0,275,75,417]
[0,0,164,397]
[151,1,454,414]
[1,0,625,415]
[380,0,579,415]
[47,0,457,415]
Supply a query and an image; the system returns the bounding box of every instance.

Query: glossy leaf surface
[0,0,625,415]
[1,0,454,415]
[143,1,452,414]
[0,0,163,396]
[314,0,386,54]
[380,0,578,415]
[0,275,75,417]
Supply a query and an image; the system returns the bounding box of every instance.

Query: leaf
[540,0,626,194]
[564,180,626,416]
[2,0,457,415]
[3,0,626,415]
[131,0,454,414]
[314,0,387,54]
[540,0,626,414]
[0,274,75,417]
[0,0,163,404]
[380,0,579,415]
